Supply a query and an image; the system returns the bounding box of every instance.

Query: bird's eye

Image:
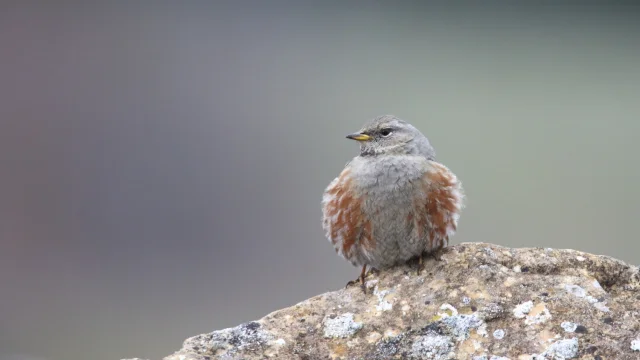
[380,128,393,137]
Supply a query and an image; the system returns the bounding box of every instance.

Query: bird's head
[346,115,436,159]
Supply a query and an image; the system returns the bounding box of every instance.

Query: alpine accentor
[322,115,464,289]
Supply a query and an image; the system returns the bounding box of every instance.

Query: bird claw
[345,279,368,294]
[345,279,358,288]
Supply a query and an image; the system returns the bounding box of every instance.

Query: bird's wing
[413,160,465,250]
[322,167,373,263]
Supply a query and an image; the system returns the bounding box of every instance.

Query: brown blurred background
[1,1,639,360]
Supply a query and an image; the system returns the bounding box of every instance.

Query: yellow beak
[346,133,371,141]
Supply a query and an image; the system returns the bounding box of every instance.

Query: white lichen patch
[373,286,393,312]
[384,328,402,338]
[270,338,286,346]
[493,329,505,339]
[631,336,640,351]
[536,337,579,359]
[561,322,578,333]
[473,355,510,360]
[438,303,459,318]
[513,301,534,319]
[585,295,598,304]
[411,334,453,360]
[564,284,586,298]
[593,302,610,312]
[323,313,363,338]
[575,256,586,262]
[563,283,611,312]
[476,322,488,337]
[591,279,603,290]
[564,284,598,304]
[437,312,487,341]
[208,321,272,356]
[483,247,497,258]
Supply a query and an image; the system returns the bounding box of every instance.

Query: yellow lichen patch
[524,302,552,326]
[458,307,475,315]
[503,276,518,287]
[428,278,448,289]
[538,329,557,343]
[460,283,491,300]
[329,342,348,358]
[469,328,487,341]
[529,302,548,318]
[384,328,402,338]
[366,332,382,343]
[457,337,483,357]
[346,338,359,348]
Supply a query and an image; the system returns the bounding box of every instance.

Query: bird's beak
[346,133,371,141]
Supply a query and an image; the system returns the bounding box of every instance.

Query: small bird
[322,115,464,290]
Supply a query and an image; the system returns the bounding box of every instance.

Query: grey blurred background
[1,1,639,360]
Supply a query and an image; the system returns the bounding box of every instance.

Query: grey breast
[349,154,428,268]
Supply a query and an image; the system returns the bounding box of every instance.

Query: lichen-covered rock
[162,243,640,360]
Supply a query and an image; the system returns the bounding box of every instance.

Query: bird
[322,115,464,291]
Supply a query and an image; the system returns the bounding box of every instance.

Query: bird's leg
[359,265,368,294]
[345,265,368,294]
[417,254,425,276]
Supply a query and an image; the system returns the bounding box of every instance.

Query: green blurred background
[1,1,639,360]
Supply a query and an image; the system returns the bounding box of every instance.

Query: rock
[162,242,640,360]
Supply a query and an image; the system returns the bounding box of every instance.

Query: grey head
[346,115,436,159]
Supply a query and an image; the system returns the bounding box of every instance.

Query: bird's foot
[345,280,367,294]
[345,265,369,294]
[430,247,444,262]
[345,279,358,288]
[367,267,380,277]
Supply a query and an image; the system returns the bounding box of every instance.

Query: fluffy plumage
[322,115,464,274]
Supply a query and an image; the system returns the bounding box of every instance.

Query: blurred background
[1,1,639,360]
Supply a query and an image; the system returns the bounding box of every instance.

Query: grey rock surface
[163,243,640,360]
